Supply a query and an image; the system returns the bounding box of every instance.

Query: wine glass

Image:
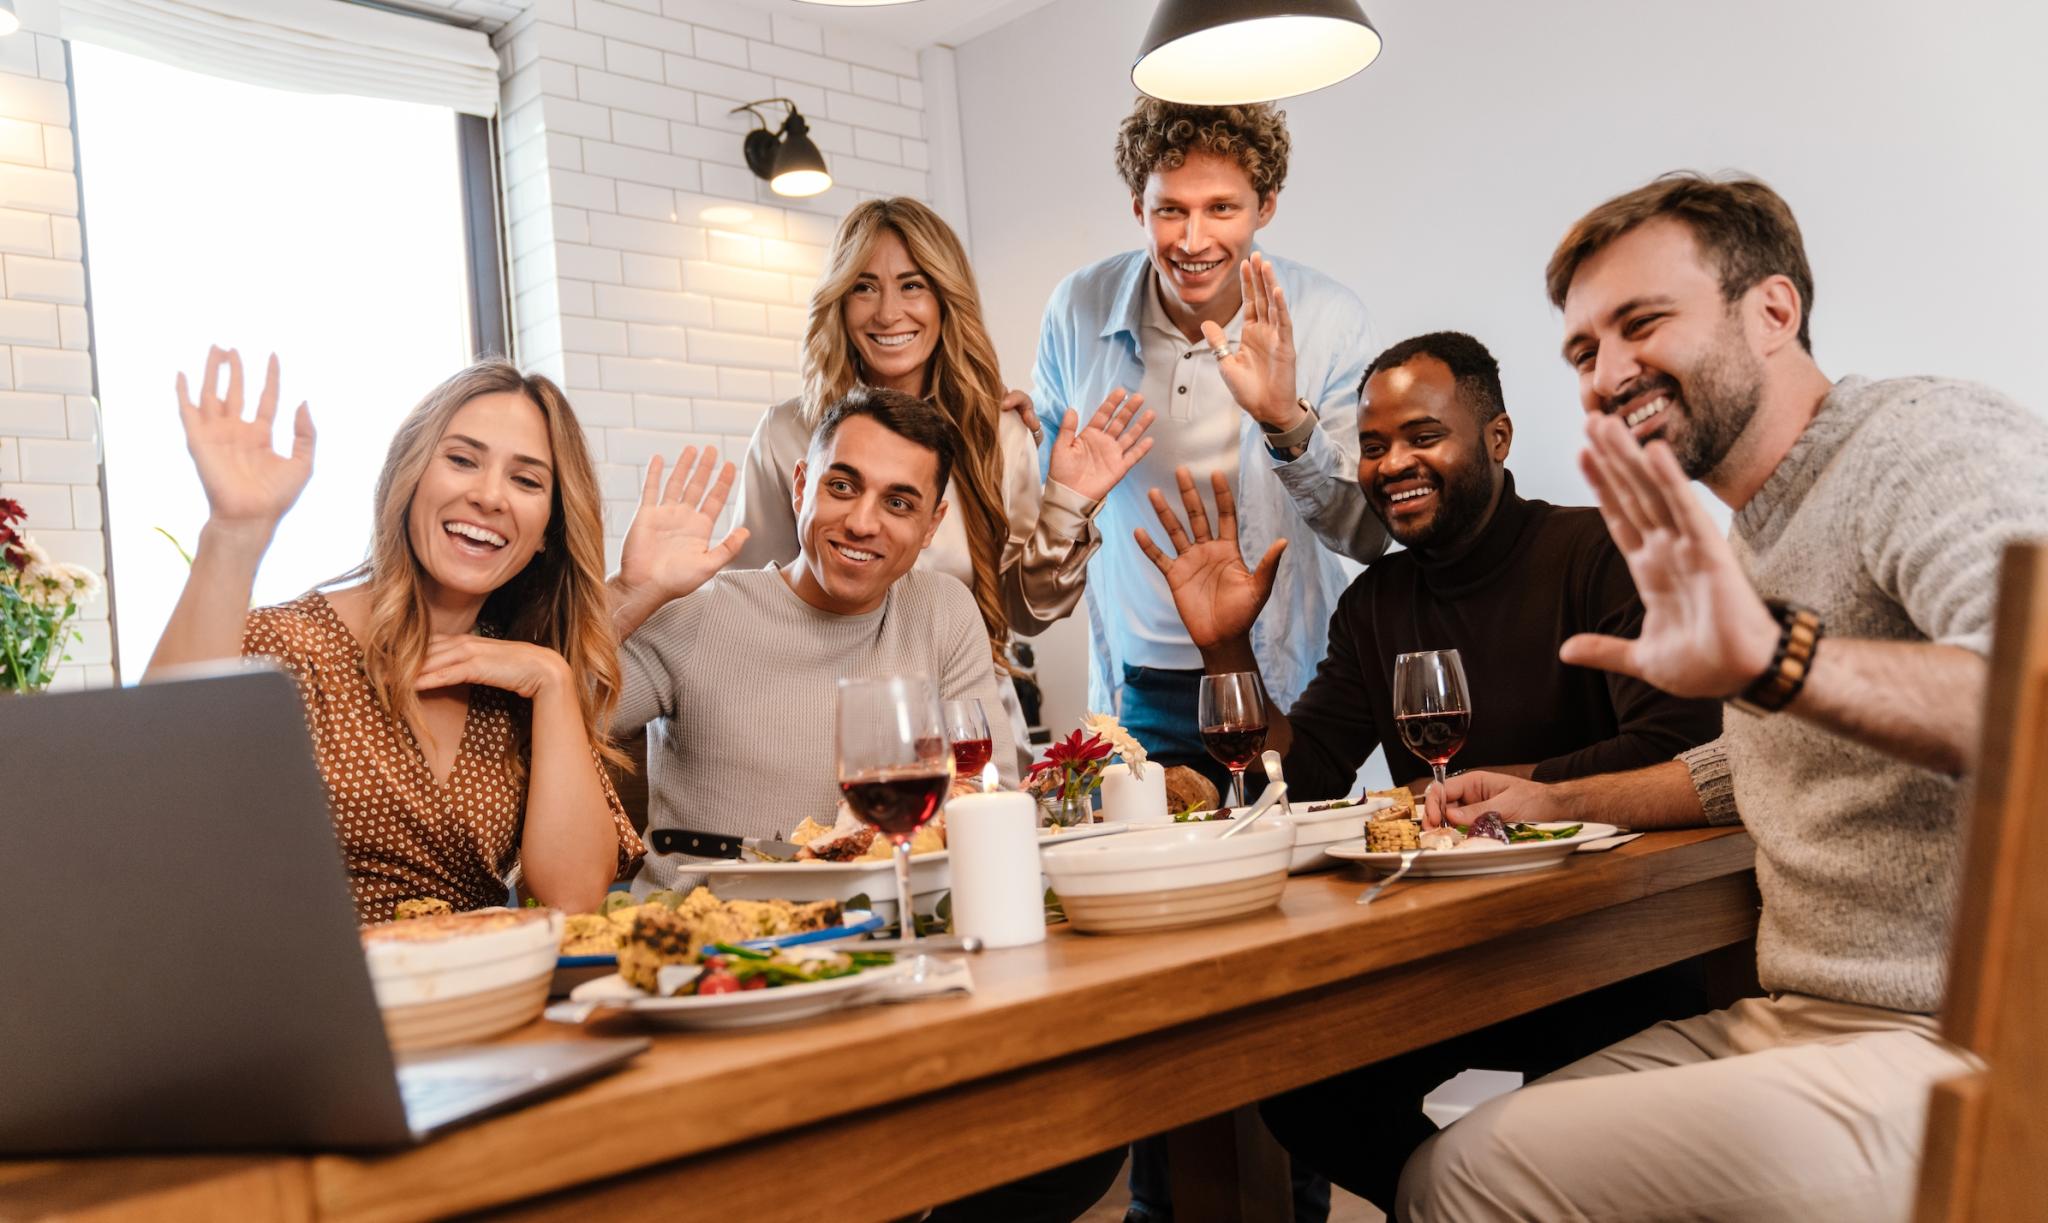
[1392,649,1471,791]
[1198,671,1267,809]
[943,698,994,791]
[837,675,952,939]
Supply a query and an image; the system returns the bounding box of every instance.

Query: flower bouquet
[1,499,102,693]
[1024,714,1149,828]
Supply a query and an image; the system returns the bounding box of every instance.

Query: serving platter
[1325,821,1621,877]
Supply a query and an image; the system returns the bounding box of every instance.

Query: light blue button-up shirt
[1032,248,1386,716]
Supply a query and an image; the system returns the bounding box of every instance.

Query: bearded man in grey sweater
[1399,174,2048,1221]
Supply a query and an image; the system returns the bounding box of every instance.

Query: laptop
[0,667,647,1154]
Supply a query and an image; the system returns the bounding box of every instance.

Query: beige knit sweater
[1681,375,2048,1014]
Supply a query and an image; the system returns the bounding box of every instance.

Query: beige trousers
[1396,993,1979,1222]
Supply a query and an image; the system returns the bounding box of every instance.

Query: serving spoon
[1218,780,1288,840]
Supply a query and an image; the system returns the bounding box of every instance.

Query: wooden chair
[1915,541,2048,1222]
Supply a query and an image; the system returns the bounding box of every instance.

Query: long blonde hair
[332,361,626,775]
[801,197,1012,668]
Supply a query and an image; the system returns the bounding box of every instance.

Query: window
[70,43,485,675]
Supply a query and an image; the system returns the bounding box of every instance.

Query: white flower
[1082,712,1148,779]
[53,562,101,600]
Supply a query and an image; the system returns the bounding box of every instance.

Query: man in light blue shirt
[1031,97,1385,798]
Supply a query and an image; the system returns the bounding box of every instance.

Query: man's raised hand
[618,445,750,603]
[1559,414,1778,698]
[1133,467,1286,650]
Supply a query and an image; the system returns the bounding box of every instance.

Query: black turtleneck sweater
[1282,473,1722,797]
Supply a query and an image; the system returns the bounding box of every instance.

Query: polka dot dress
[243,593,642,925]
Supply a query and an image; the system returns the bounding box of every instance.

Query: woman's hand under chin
[414,634,571,700]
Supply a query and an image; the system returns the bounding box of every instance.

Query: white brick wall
[0,14,111,690]
[492,1,934,567]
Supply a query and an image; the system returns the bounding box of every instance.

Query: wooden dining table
[0,827,1758,1223]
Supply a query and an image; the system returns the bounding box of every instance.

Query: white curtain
[59,0,500,117]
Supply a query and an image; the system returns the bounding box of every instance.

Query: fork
[1356,848,1421,906]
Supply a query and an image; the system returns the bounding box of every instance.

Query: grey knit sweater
[616,564,1017,892]
[1681,375,2048,1014]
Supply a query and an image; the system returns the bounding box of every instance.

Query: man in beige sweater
[1401,175,2048,1220]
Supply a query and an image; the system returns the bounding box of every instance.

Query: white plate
[564,962,909,1030]
[691,823,1134,919]
[1325,821,1620,877]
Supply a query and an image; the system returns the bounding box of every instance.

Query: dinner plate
[551,909,884,995]
[691,824,1135,918]
[1325,821,1620,877]
[563,961,909,1030]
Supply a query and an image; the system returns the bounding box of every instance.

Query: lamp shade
[769,113,832,197]
[1133,0,1381,105]
[0,0,20,38]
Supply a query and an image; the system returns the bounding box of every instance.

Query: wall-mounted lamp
[732,98,832,198]
[0,1,22,38]
[1133,0,1382,105]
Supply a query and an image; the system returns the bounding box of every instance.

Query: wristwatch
[1261,397,1318,461]
[1731,600,1823,716]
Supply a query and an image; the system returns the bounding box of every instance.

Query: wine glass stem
[892,837,917,941]
[1230,768,1246,809]
[1431,762,1449,789]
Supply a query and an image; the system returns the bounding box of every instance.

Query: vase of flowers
[1025,726,1113,828]
[0,499,102,693]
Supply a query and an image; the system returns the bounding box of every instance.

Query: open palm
[1046,388,1156,502]
[176,347,315,530]
[1560,414,1780,697]
[1202,253,1298,428]
[619,445,750,601]
[1133,467,1287,650]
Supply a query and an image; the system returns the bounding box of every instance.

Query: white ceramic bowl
[1269,796,1395,872]
[361,908,562,1051]
[1039,819,1295,933]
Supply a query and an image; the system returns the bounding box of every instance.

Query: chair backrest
[1915,541,2048,1222]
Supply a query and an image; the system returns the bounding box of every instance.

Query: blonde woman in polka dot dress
[145,348,739,924]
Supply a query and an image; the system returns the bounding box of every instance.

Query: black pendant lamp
[1132,0,1382,105]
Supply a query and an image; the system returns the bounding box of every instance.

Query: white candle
[945,791,1047,948]
[1098,761,1169,825]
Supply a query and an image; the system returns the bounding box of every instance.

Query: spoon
[1218,780,1288,840]
[1261,751,1291,819]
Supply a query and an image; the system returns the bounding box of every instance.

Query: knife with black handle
[649,828,805,861]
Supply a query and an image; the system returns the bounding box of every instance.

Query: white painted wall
[955,0,2048,734]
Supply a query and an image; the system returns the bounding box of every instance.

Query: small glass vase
[1040,789,1094,829]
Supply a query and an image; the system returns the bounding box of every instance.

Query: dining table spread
[0,827,1759,1223]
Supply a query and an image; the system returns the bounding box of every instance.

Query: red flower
[0,498,24,571]
[1027,728,1114,783]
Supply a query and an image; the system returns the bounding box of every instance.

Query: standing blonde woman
[732,199,1155,720]
[146,349,729,923]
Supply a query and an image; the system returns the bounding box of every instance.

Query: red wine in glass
[838,675,950,940]
[1395,710,1470,768]
[840,769,952,839]
[1200,721,1268,773]
[1199,671,1267,808]
[949,738,994,777]
[1392,650,1472,790]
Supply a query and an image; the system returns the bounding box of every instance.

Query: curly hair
[1362,332,1507,422]
[1114,97,1291,200]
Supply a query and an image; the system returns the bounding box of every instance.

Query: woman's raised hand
[1046,388,1156,502]
[618,444,750,602]
[176,346,315,535]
